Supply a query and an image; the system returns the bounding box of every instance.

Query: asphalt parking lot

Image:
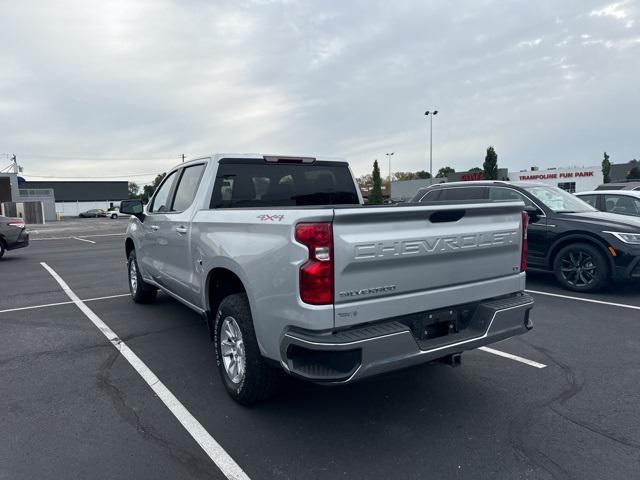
[1,219,639,480]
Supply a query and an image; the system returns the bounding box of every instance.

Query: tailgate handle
[430,210,465,223]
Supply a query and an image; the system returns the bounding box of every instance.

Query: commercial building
[509,166,602,193]
[390,165,605,202]
[22,180,129,217]
[0,173,56,223]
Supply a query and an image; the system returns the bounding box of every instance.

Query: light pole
[425,110,438,184]
[385,152,394,195]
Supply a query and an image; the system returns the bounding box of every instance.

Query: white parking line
[0,293,130,315]
[72,236,96,244]
[479,346,547,369]
[526,289,640,311]
[40,262,250,480]
[31,233,125,241]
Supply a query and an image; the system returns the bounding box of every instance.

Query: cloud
[1,0,639,183]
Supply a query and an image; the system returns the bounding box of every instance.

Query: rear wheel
[127,250,157,303]
[553,243,609,292]
[214,293,281,405]
[0,239,6,259]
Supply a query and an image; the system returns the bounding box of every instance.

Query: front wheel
[553,243,609,292]
[0,239,6,259]
[214,293,281,405]
[127,250,157,303]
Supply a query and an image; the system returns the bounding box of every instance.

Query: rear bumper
[7,231,29,250]
[280,293,534,383]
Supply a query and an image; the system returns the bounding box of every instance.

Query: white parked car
[106,209,120,219]
[576,190,640,218]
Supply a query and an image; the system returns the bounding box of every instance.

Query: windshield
[523,185,596,213]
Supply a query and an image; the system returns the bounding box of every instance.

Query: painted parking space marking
[31,233,126,241]
[0,293,130,315]
[526,289,640,311]
[72,236,96,244]
[479,346,547,369]
[40,262,250,480]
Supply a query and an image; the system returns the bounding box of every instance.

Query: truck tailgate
[332,202,526,327]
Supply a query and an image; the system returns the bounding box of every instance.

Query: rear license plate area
[412,309,459,341]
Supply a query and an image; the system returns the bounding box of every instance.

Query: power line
[24,172,161,179]
[17,153,177,161]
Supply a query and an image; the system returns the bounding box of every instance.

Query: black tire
[127,250,157,303]
[553,242,609,292]
[214,293,281,405]
[0,239,5,259]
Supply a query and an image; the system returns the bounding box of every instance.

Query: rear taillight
[520,211,528,272]
[8,220,25,228]
[295,222,334,305]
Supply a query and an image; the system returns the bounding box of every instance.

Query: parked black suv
[412,181,640,292]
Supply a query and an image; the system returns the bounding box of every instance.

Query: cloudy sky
[1,0,639,184]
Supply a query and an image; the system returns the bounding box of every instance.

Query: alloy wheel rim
[220,316,246,384]
[129,260,138,294]
[560,250,596,287]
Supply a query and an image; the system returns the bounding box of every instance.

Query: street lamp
[385,152,394,195]
[425,110,438,184]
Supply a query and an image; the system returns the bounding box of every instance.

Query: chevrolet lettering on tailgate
[353,230,519,260]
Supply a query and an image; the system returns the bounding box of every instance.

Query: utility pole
[385,152,394,195]
[181,154,186,163]
[424,110,438,184]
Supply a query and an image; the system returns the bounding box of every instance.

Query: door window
[149,171,178,213]
[439,187,488,201]
[578,195,597,208]
[489,187,534,207]
[172,164,205,211]
[604,195,640,216]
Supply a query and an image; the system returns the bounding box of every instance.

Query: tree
[369,160,383,204]
[356,173,373,191]
[602,152,611,183]
[415,170,431,179]
[128,182,140,199]
[469,167,483,172]
[436,166,455,178]
[483,146,498,180]
[392,171,418,181]
[141,172,166,203]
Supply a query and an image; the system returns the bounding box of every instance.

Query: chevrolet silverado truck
[121,154,534,404]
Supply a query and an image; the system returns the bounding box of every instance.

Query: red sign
[460,172,484,181]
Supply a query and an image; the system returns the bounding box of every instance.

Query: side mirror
[523,205,540,221]
[120,199,145,220]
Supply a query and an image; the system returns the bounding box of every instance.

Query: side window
[419,190,441,201]
[440,187,488,201]
[149,170,178,213]
[604,195,640,216]
[172,164,205,212]
[489,187,534,207]
[579,195,597,208]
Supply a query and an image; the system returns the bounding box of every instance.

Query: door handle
[150,225,159,231]
[175,226,188,234]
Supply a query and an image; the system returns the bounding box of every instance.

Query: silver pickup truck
[121,154,533,404]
